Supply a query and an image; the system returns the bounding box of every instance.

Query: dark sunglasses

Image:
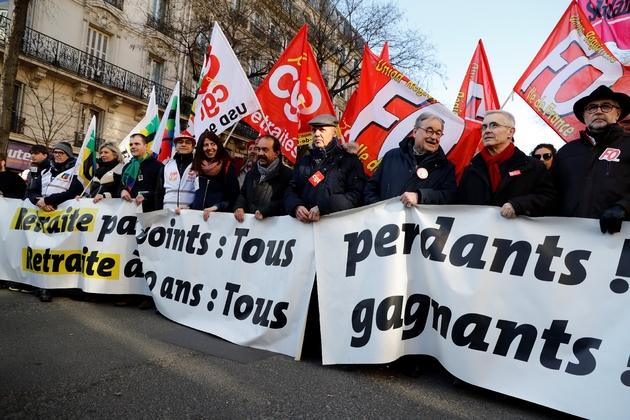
[533,153,553,161]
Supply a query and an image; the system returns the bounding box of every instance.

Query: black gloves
[600,205,627,234]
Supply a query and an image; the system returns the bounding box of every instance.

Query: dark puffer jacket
[284,140,366,216]
[458,146,557,217]
[234,159,294,217]
[365,136,457,205]
[551,125,630,219]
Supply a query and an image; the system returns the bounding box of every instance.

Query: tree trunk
[0,0,31,155]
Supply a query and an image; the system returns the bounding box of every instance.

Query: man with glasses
[365,112,457,206]
[551,85,630,234]
[155,132,196,211]
[27,141,84,302]
[458,110,556,218]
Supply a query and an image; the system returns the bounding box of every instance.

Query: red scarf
[480,142,515,193]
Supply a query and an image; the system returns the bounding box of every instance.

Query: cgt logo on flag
[599,148,621,162]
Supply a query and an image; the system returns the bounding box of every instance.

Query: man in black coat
[284,114,366,222]
[365,112,457,206]
[119,133,163,213]
[551,85,630,234]
[234,135,293,222]
[458,110,557,218]
[0,152,26,199]
[26,141,84,302]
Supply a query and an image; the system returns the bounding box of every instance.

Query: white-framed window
[147,56,164,85]
[86,27,108,60]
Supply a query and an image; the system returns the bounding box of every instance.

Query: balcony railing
[0,16,193,114]
[146,13,173,38]
[104,0,124,10]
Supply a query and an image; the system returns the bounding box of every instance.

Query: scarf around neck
[480,142,515,193]
[122,151,150,191]
[257,156,281,183]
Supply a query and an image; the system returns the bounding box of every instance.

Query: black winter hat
[573,85,630,123]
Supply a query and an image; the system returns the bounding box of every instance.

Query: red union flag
[514,2,630,142]
[348,45,465,176]
[578,0,630,49]
[339,44,389,144]
[244,24,336,163]
[448,39,500,182]
[193,22,261,136]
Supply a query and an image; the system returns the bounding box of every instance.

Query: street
[0,289,577,419]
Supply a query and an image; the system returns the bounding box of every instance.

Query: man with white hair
[458,110,556,218]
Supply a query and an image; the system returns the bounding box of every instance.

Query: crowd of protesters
[2,85,630,366]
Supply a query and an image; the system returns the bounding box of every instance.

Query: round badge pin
[416,167,428,179]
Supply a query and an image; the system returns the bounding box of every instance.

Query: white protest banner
[314,199,630,419]
[0,198,150,295]
[135,209,316,358]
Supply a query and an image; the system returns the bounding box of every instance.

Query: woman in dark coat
[189,130,239,221]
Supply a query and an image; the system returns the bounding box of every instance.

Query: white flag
[191,22,261,135]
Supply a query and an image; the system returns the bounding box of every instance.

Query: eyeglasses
[584,103,619,114]
[416,127,443,138]
[481,122,512,131]
[533,152,553,161]
[52,151,66,155]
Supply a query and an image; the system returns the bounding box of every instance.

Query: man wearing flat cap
[551,85,630,233]
[284,113,366,222]
[155,131,196,210]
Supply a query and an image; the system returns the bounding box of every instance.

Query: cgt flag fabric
[314,199,630,419]
[135,209,317,358]
[151,81,181,162]
[74,115,97,190]
[448,39,500,182]
[578,0,630,50]
[348,45,465,176]
[244,24,336,163]
[514,1,630,143]
[190,22,261,137]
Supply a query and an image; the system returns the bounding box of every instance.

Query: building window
[147,56,164,85]
[151,0,167,19]
[10,82,25,135]
[86,27,108,60]
[76,106,103,147]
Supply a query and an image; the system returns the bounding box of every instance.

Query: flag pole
[500,91,515,110]
[222,122,239,147]
[78,178,93,198]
